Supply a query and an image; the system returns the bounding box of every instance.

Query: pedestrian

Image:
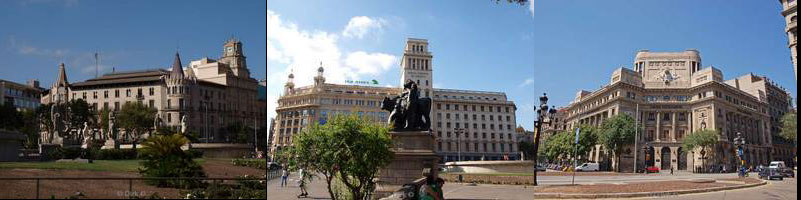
[419,172,443,200]
[670,166,674,175]
[297,169,308,198]
[281,168,289,187]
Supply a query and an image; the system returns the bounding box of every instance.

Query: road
[538,171,746,185]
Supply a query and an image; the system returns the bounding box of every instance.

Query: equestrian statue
[381,80,432,131]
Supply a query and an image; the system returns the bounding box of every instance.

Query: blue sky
[0,0,266,86]
[267,0,797,131]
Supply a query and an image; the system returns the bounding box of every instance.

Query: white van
[769,161,786,169]
[575,163,600,172]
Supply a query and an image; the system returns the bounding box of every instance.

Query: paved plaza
[267,171,796,200]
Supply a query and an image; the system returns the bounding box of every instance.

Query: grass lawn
[0,159,208,173]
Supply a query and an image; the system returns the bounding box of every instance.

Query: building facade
[726,74,795,167]
[780,0,797,79]
[270,38,519,162]
[0,79,43,111]
[564,50,783,172]
[41,38,265,144]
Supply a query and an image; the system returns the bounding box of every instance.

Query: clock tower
[400,38,433,97]
[220,37,249,77]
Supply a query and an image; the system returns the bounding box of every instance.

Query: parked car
[769,161,794,178]
[758,168,784,180]
[575,163,600,172]
[645,166,660,173]
[266,162,282,170]
[535,164,546,172]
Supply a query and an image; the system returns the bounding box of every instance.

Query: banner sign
[346,79,379,85]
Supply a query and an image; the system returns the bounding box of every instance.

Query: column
[654,147,662,168]
[688,111,693,133]
[670,146,679,171]
[671,112,677,142]
[656,112,661,142]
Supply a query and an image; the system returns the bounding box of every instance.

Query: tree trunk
[324,174,337,200]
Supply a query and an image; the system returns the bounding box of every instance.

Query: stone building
[726,74,795,167]
[780,0,797,79]
[270,38,519,162]
[40,38,265,145]
[0,79,43,111]
[564,50,786,172]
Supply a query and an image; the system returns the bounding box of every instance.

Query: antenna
[95,50,99,78]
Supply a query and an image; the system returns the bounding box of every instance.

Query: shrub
[62,147,83,159]
[139,133,206,189]
[231,159,266,169]
[181,175,266,199]
[42,146,64,160]
[185,149,204,159]
[93,149,138,160]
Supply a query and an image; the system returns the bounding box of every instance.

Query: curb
[533,180,768,199]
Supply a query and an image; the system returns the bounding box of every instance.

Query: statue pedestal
[102,139,119,149]
[374,130,440,199]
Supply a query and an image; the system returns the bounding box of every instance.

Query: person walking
[670,166,674,175]
[280,168,289,187]
[419,172,443,200]
[297,169,309,198]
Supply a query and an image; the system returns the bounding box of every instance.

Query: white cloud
[342,16,386,39]
[528,0,535,19]
[518,78,534,87]
[267,10,398,121]
[345,51,396,75]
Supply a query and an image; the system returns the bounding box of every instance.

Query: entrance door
[661,147,671,170]
[678,147,687,170]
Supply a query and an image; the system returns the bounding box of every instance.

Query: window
[678,113,687,121]
[104,91,109,98]
[437,104,441,109]
[662,113,671,121]
[648,113,655,121]
[149,88,154,96]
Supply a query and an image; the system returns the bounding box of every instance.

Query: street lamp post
[734,132,746,177]
[532,93,557,186]
[454,128,465,162]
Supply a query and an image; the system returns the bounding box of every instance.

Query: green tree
[780,112,796,143]
[286,114,393,200]
[66,99,93,130]
[599,114,637,172]
[19,109,40,149]
[97,107,110,132]
[541,126,597,165]
[117,102,156,149]
[139,132,205,188]
[0,103,22,131]
[682,129,719,168]
[518,140,535,161]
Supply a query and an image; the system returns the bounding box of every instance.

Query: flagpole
[633,104,639,173]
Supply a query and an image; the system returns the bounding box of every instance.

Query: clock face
[227,47,233,53]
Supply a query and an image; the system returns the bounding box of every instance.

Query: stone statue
[108,112,116,140]
[154,113,163,130]
[81,122,91,149]
[381,80,431,131]
[180,115,188,134]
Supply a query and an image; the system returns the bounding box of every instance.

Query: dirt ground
[531,180,737,194]
[0,159,267,199]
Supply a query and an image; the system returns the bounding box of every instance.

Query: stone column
[671,112,677,142]
[670,146,679,172]
[654,147,662,168]
[656,112,661,142]
[688,111,693,133]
